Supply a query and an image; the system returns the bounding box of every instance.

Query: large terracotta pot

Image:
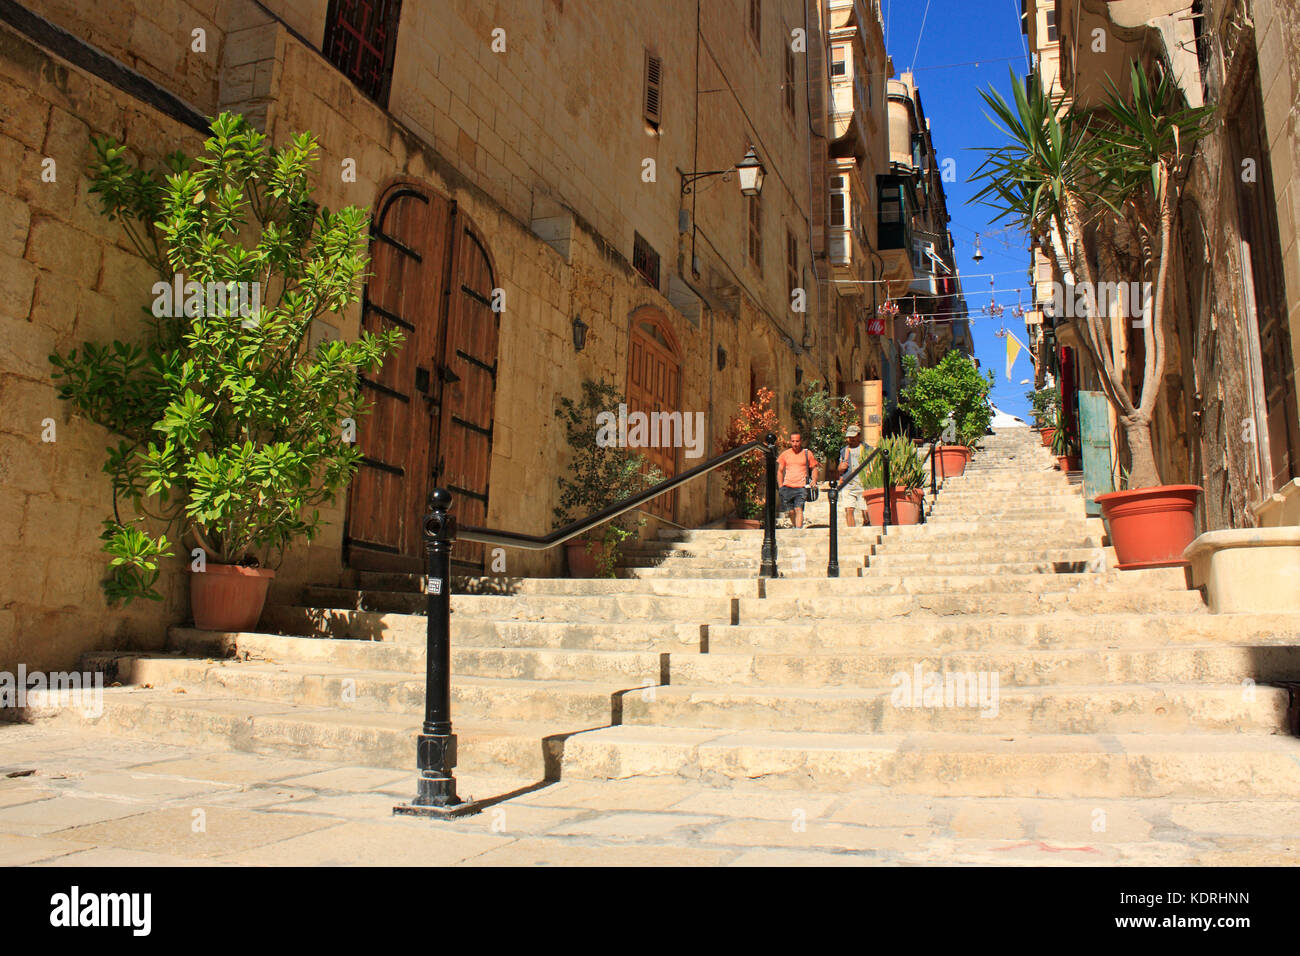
[725,518,763,530]
[1040,427,1056,447]
[1056,455,1081,472]
[934,445,972,478]
[1096,485,1202,570]
[190,563,274,631]
[564,536,607,578]
[864,487,924,526]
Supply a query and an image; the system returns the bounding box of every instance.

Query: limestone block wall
[0,20,206,674]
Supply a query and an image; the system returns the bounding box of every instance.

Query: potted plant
[863,435,925,525]
[972,65,1213,567]
[719,387,785,529]
[49,114,401,631]
[553,380,662,577]
[790,380,858,492]
[1051,418,1082,471]
[1028,386,1060,445]
[899,351,993,478]
[1039,405,1059,449]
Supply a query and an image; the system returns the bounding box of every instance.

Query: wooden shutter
[644,52,663,127]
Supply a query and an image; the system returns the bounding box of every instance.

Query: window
[831,46,848,78]
[644,51,663,129]
[749,0,761,45]
[784,45,796,114]
[879,183,901,224]
[786,229,799,299]
[1045,9,1057,42]
[633,232,660,289]
[323,0,403,107]
[747,196,762,269]
[830,192,846,227]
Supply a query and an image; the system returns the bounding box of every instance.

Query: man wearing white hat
[837,424,870,527]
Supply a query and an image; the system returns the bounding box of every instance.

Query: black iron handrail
[458,434,776,567]
[825,437,943,577]
[392,432,782,817]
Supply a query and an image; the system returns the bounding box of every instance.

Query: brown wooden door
[438,221,499,571]
[627,315,681,520]
[346,185,499,573]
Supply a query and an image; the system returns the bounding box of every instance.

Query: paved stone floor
[3,726,1299,866]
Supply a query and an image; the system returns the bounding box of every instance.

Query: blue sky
[881,0,1036,420]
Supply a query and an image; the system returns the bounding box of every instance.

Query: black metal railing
[825,438,943,577]
[394,432,780,817]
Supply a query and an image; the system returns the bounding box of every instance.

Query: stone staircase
[33,428,1300,808]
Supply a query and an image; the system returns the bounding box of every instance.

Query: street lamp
[681,147,767,197]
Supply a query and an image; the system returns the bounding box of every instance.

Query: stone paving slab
[2,725,1299,866]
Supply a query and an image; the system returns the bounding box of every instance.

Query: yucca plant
[864,435,924,491]
[970,66,1213,488]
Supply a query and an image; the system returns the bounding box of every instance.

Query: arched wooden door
[345,182,500,574]
[627,309,681,520]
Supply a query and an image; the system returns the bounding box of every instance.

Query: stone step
[557,727,1300,797]
[160,628,668,683]
[37,689,563,777]
[706,612,1295,653]
[761,567,1188,596]
[736,590,1206,621]
[668,642,1300,689]
[869,533,1107,554]
[80,654,628,724]
[300,587,734,622]
[859,557,1114,576]
[620,682,1290,735]
[259,608,707,650]
[455,577,764,598]
[866,547,1113,568]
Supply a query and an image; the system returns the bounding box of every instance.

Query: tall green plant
[553,380,662,575]
[899,352,993,447]
[970,66,1213,487]
[790,380,859,467]
[1026,386,1060,428]
[49,113,401,603]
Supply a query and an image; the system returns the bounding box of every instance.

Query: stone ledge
[1249,478,1300,527]
[1184,527,1300,613]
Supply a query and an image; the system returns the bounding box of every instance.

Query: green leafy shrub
[49,112,401,604]
[899,351,994,447]
[790,380,859,468]
[553,380,662,576]
[1026,386,1061,428]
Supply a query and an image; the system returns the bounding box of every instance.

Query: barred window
[633,232,660,289]
[323,0,403,107]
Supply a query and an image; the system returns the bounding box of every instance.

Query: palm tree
[969,66,1213,488]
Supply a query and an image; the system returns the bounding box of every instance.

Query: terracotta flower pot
[864,487,924,526]
[190,563,274,632]
[725,518,763,530]
[1096,485,1203,570]
[1040,427,1056,447]
[564,537,607,578]
[1056,454,1081,472]
[934,445,972,478]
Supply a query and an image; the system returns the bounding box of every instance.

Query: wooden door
[438,221,499,571]
[345,185,499,574]
[345,185,452,572]
[627,315,681,520]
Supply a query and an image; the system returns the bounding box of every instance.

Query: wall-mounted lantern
[572,315,588,352]
[717,344,727,371]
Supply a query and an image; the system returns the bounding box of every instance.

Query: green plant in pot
[862,435,925,525]
[1051,418,1082,471]
[971,64,1214,567]
[1026,385,1060,431]
[790,380,858,476]
[553,380,663,577]
[719,387,785,527]
[48,113,401,631]
[899,351,993,478]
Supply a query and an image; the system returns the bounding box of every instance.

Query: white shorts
[842,484,866,510]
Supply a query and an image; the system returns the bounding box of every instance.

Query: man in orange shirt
[776,433,819,529]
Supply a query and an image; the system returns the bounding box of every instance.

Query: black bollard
[760,433,779,578]
[827,483,840,578]
[882,449,892,533]
[394,488,477,818]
